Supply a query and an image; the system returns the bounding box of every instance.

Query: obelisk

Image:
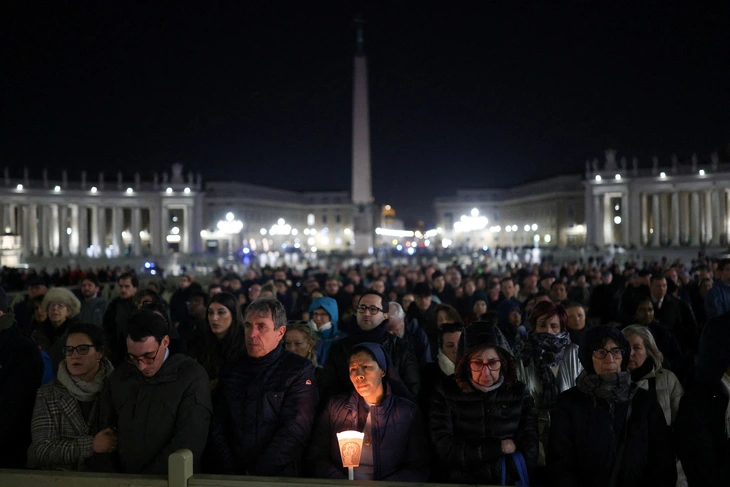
[351,14,374,255]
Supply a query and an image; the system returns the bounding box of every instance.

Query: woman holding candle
[308,342,429,481]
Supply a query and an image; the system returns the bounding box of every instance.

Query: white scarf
[721,373,730,439]
[470,376,504,393]
[57,358,113,402]
[437,350,455,376]
[308,320,332,333]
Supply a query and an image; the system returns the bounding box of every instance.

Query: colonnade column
[160,205,169,255]
[111,207,123,257]
[680,192,690,244]
[690,192,701,245]
[621,193,630,246]
[150,205,162,255]
[671,192,680,246]
[22,205,33,257]
[640,193,648,245]
[78,205,88,255]
[651,194,660,246]
[182,205,190,254]
[704,190,713,245]
[131,207,141,257]
[58,205,69,257]
[712,190,724,246]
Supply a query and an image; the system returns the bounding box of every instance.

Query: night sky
[2,2,729,226]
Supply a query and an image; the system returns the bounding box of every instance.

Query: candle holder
[336,430,365,480]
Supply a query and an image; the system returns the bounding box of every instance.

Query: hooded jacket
[309,297,342,365]
[675,312,730,485]
[95,352,212,474]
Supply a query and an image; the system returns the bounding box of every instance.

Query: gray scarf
[57,358,114,402]
[576,370,637,403]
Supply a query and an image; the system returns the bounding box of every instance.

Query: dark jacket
[102,297,136,366]
[547,387,676,487]
[32,317,78,374]
[406,301,438,357]
[319,322,420,404]
[210,345,318,477]
[403,318,432,368]
[77,296,109,327]
[0,312,45,468]
[674,312,730,485]
[429,376,538,484]
[95,353,212,474]
[308,389,429,481]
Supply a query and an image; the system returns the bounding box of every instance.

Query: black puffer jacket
[308,389,429,481]
[429,376,538,484]
[319,322,420,404]
[547,387,676,487]
[210,345,318,477]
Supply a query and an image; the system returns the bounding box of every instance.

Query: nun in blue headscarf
[307,342,429,481]
[308,297,344,366]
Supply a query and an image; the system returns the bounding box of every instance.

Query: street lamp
[217,213,244,259]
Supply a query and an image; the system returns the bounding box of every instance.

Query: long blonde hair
[623,325,664,371]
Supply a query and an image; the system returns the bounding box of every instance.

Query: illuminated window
[307,213,315,226]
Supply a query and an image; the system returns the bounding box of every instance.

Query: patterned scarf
[576,370,637,403]
[57,358,114,402]
[515,331,572,409]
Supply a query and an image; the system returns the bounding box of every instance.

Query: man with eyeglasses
[93,309,211,474]
[319,290,420,405]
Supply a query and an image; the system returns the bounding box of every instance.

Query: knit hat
[349,342,388,372]
[413,282,432,298]
[0,287,7,313]
[458,320,513,360]
[579,325,630,373]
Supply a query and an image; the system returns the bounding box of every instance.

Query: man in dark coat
[320,290,420,404]
[94,309,212,474]
[675,312,730,485]
[0,287,45,468]
[103,272,139,366]
[210,297,318,477]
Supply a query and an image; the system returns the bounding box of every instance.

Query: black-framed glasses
[62,344,94,356]
[312,311,330,319]
[356,304,384,315]
[127,343,163,365]
[469,359,503,372]
[593,348,624,360]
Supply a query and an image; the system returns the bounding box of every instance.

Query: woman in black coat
[308,342,429,481]
[429,321,538,484]
[547,326,677,487]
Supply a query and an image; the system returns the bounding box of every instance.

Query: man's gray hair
[244,297,288,329]
[389,302,406,322]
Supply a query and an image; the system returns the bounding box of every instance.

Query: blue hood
[308,296,339,327]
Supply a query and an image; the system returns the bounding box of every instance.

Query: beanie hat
[579,325,630,373]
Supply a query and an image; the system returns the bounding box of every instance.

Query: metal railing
[0,449,487,487]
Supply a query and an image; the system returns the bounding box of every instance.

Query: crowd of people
[1,254,729,486]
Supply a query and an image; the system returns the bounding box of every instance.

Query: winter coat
[319,322,420,404]
[210,345,318,477]
[102,297,136,366]
[703,279,730,321]
[403,318,432,368]
[77,297,108,327]
[309,297,342,366]
[308,389,429,481]
[94,353,212,474]
[30,376,105,470]
[429,376,539,484]
[547,386,677,487]
[674,313,730,485]
[33,317,78,374]
[0,312,44,468]
[634,367,684,426]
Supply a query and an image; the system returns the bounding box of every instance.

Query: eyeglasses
[469,359,503,372]
[312,311,330,319]
[356,304,384,315]
[127,343,163,365]
[62,344,94,356]
[48,302,67,309]
[593,348,624,360]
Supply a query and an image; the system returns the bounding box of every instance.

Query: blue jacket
[308,388,429,481]
[309,297,342,365]
[210,345,318,477]
[704,279,730,321]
